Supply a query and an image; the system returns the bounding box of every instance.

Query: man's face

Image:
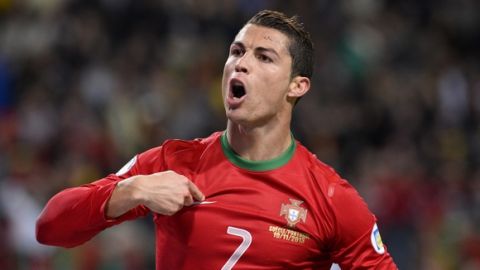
[222,24,294,127]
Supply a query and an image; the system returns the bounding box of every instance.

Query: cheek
[263,78,291,106]
[221,61,233,93]
[265,72,290,94]
[223,58,235,74]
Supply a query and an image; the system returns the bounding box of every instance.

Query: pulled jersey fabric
[36,132,397,269]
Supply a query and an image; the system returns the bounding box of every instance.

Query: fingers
[141,171,205,215]
[183,194,194,206]
[188,181,205,202]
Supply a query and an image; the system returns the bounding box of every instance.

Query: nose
[234,54,249,74]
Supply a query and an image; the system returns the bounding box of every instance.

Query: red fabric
[36,132,397,269]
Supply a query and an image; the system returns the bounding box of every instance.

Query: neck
[226,119,293,161]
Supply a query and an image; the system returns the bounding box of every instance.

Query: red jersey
[36,132,397,269]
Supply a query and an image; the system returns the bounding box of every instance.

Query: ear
[287,76,310,99]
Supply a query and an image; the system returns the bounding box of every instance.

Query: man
[36,10,397,269]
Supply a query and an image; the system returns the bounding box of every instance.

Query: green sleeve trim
[221,131,296,171]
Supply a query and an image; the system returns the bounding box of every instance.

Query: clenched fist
[106,170,205,218]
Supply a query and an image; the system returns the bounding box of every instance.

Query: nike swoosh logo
[191,201,217,205]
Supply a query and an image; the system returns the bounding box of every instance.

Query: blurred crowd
[0,0,479,269]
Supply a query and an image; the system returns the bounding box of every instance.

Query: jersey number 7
[221,226,252,270]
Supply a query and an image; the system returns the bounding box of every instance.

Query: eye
[230,46,243,57]
[257,54,273,63]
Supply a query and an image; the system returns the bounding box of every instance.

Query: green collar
[221,131,296,171]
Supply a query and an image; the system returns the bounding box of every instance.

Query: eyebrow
[256,47,280,58]
[231,41,280,58]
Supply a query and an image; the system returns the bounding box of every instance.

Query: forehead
[233,24,290,55]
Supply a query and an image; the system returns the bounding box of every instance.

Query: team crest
[280,199,308,227]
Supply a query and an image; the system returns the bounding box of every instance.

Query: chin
[226,111,249,125]
[226,111,242,122]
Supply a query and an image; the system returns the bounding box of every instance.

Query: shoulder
[153,131,222,168]
[297,143,368,210]
[295,142,376,239]
[293,142,350,212]
[139,131,220,155]
[294,141,340,185]
[295,141,371,218]
[124,132,221,174]
[161,131,221,156]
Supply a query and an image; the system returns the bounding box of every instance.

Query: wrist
[117,175,145,206]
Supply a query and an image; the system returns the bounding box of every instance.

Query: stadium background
[0,0,479,269]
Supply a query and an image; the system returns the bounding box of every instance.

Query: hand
[134,170,205,215]
[106,170,204,218]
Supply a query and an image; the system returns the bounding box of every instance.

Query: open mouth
[230,80,246,98]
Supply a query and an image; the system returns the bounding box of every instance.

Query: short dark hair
[247,10,314,79]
